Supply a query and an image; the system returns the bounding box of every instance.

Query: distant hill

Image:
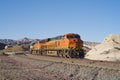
[83,41,100,53]
[84,41,100,48]
[0,39,16,45]
[0,37,39,45]
[16,37,39,45]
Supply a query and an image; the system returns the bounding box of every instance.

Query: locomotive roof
[64,33,80,36]
[39,33,80,43]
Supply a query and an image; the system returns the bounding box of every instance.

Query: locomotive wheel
[79,50,84,58]
[61,50,67,58]
[65,50,71,58]
[32,50,36,54]
[57,50,64,58]
[68,50,74,58]
[57,53,60,57]
[40,51,43,55]
[58,52,62,57]
[39,50,43,55]
[57,50,60,57]
[69,53,73,58]
[36,50,39,54]
[30,50,33,54]
[43,51,47,55]
[65,54,71,58]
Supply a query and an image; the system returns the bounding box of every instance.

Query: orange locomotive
[30,33,84,58]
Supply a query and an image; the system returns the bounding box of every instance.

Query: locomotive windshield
[67,36,74,39]
[67,35,80,39]
[74,35,80,39]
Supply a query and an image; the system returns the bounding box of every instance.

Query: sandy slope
[86,34,120,61]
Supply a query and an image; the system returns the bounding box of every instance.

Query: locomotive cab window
[74,35,80,39]
[67,36,74,39]
[67,35,80,39]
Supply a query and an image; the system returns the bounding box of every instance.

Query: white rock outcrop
[85,34,120,61]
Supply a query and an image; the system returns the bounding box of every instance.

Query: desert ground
[0,53,120,80]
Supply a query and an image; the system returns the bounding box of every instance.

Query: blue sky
[0,0,120,42]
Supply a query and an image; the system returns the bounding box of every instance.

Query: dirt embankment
[86,34,120,61]
[0,54,120,80]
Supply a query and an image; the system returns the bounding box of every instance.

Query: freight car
[30,33,84,58]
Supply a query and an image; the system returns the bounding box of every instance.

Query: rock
[0,42,6,50]
[85,34,120,61]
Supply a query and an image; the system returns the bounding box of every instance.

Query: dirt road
[0,54,120,80]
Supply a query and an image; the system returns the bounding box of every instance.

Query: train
[30,33,84,58]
